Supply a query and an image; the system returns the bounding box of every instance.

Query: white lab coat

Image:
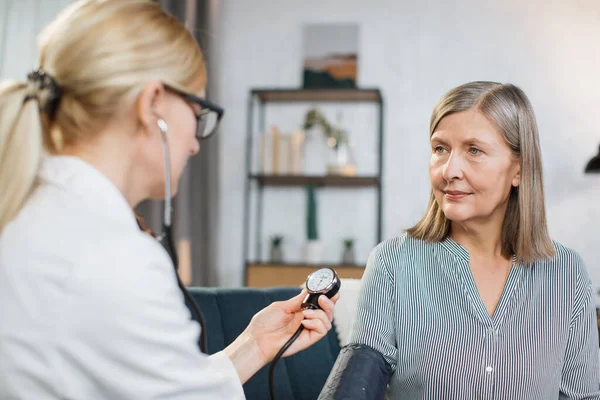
[0,156,245,400]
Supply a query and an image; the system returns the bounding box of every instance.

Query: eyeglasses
[164,84,224,140]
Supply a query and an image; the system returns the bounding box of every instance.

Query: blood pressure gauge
[301,267,341,310]
[269,267,341,400]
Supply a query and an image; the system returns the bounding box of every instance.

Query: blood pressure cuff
[318,343,392,400]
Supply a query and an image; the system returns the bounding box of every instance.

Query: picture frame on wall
[302,23,359,89]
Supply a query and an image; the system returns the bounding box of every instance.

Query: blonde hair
[0,0,206,231]
[406,81,556,264]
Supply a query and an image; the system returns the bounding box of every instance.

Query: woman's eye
[469,147,481,155]
[434,146,446,154]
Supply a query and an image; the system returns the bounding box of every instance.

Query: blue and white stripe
[348,233,600,399]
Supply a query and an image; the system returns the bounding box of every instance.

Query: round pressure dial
[301,268,341,310]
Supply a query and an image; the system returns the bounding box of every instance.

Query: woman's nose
[442,152,464,181]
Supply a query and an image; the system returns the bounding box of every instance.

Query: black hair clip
[24,68,62,119]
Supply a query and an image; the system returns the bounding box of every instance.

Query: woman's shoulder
[542,240,586,272]
[545,240,589,275]
[372,231,436,257]
[3,179,171,273]
[367,232,436,275]
[533,240,592,293]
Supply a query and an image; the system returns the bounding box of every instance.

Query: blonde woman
[0,1,337,399]
[320,82,599,399]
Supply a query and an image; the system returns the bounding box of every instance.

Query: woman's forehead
[432,110,502,143]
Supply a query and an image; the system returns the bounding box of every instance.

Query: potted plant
[270,234,284,263]
[303,184,323,263]
[303,108,334,138]
[303,108,356,176]
[342,238,355,264]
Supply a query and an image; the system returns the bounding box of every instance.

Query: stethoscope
[156,118,208,353]
[155,118,341,399]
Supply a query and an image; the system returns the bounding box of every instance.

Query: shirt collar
[440,235,470,263]
[440,235,518,266]
[38,155,138,230]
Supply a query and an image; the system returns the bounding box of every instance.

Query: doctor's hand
[224,289,339,384]
[250,288,339,361]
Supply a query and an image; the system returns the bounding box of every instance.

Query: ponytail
[0,0,209,231]
[0,81,44,231]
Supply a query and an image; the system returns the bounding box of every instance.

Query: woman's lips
[444,190,470,200]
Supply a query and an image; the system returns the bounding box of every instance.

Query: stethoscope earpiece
[157,118,168,135]
[155,116,172,227]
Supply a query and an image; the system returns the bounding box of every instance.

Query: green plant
[303,108,333,136]
[343,238,354,249]
[302,108,346,148]
[306,184,318,241]
[271,235,283,247]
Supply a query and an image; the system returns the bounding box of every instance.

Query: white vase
[304,240,323,264]
[302,127,327,175]
[342,247,355,265]
[327,137,357,176]
[270,246,283,263]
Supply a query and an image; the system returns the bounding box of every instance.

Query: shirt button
[485,366,493,374]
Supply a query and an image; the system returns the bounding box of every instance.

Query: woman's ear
[512,165,521,187]
[136,81,165,135]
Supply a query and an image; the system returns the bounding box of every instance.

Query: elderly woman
[320,81,599,399]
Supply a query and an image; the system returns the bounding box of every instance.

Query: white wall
[215,0,600,292]
[0,0,73,81]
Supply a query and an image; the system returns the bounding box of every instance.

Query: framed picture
[302,23,359,89]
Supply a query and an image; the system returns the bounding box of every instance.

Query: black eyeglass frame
[164,84,225,140]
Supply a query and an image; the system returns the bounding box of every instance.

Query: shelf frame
[250,174,380,187]
[250,87,382,103]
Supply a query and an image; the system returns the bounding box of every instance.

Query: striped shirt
[348,233,600,399]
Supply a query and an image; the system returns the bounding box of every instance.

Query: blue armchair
[188,286,342,400]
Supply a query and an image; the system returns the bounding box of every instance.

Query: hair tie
[24,68,62,119]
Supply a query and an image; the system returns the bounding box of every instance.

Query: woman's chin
[442,204,473,222]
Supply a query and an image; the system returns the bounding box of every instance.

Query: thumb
[283,288,308,312]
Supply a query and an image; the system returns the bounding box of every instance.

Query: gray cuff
[318,343,392,400]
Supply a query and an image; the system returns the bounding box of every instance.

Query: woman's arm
[71,238,247,399]
[559,256,600,398]
[319,343,392,400]
[319,241,399,399]
[559,283,600,398]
